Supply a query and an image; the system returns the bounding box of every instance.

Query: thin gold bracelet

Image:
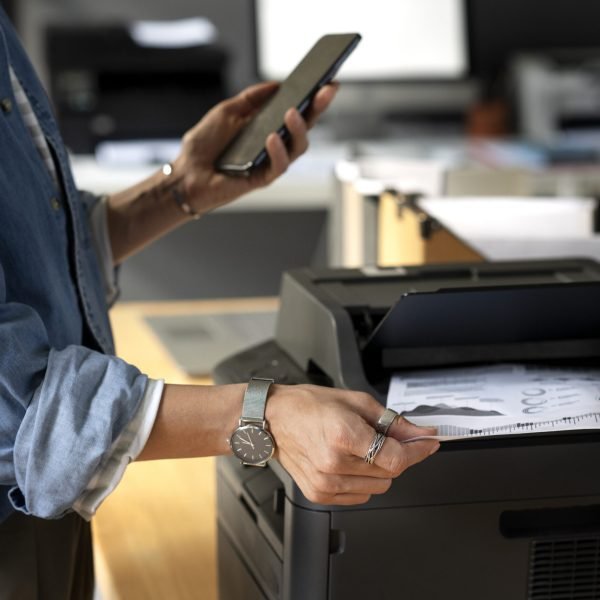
[161,163,201,220]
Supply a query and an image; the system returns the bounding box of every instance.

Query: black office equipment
[45,23,228,154]
[213,258,600,600]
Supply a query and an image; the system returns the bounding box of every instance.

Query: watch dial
[230,425,275,465]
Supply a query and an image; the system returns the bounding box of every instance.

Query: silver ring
[376,408,399,436]
[364,432,386,465]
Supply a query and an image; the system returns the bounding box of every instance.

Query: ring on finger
[364,432,386,465]
[376,408,399,436]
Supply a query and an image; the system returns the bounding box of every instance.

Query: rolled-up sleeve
[73,377,164,521]
[0,266,148,519]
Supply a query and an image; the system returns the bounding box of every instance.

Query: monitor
[252,0,472,140]
[253,0,468,82]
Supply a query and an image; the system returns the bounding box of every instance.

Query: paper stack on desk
[388,364,600,440]
[416,196,600,263]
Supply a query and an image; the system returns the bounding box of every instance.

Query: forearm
[106,161,193,264]
[135,381,440,507]
[136,383,245,461]
[104,82,336,264]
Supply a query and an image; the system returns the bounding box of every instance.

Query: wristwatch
[229,377,276,467]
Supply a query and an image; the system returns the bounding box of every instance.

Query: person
[0,6,440,599]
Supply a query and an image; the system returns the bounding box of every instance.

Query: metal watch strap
[241,377,274,423]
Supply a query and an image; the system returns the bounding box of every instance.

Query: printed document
[387,363,600,441]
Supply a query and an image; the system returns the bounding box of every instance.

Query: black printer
[213,258,600,600]
[45,24,228,153]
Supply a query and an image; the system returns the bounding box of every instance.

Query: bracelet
[161,163,201,220]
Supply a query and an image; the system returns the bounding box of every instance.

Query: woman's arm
[106,82,337,264]
[137,382,439,506]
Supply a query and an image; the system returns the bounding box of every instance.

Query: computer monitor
[253,0,468,82]
[252,0,470,139]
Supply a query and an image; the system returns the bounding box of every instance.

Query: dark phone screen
[216,33,361,174]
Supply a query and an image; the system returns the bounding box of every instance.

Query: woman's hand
[171,81,338,215]
[106,82,337,263]
[266,384,440,505]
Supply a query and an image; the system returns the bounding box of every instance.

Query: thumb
[388,414,438,442]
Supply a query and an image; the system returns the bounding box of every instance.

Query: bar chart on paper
[428,412,600,439]
[388,364,600,441]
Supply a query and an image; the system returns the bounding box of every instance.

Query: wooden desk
[92,298,278,600]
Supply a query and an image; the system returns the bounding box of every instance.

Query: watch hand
[242,431,255,449]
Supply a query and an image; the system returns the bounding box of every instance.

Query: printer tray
[362,281,600,370]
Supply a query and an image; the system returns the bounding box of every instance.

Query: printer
[214,258,600,600]
[44,22,228,154]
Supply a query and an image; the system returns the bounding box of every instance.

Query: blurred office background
[4,0,600,299]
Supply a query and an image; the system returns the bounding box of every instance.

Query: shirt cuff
[89,195,119,306]
[72,378,164,521]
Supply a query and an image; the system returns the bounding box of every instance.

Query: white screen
[255,0,468,81]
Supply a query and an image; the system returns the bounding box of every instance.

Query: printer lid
[354,257,600,373]
[362,281,600,370]
[316,259,600,313]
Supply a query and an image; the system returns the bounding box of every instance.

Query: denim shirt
[0,8,148,521]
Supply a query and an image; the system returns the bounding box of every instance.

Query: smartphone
[215,33,361,176]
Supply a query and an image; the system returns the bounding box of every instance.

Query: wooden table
[92,298,278,600]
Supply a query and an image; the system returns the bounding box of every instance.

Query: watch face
[230,424,275,466]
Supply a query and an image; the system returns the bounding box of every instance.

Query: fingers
[304,82,339,128]
[388,414,438,442]
[226,80,335,126]
[359,404,439,475]
[284,108,310,161]
[243,82,337,185]
[303,470,393,503]
[268,384,440,507]
[285,431,437,506]
[327,398,439,478]
[282,451,392,506]
[261,132,289,183]
[369,435,439,476]
[275,84,335,162]
[347,392,437,443]
[261,108,308,181]
[257,83,336,179]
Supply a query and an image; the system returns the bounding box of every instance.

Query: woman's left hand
[170,81,338,216]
